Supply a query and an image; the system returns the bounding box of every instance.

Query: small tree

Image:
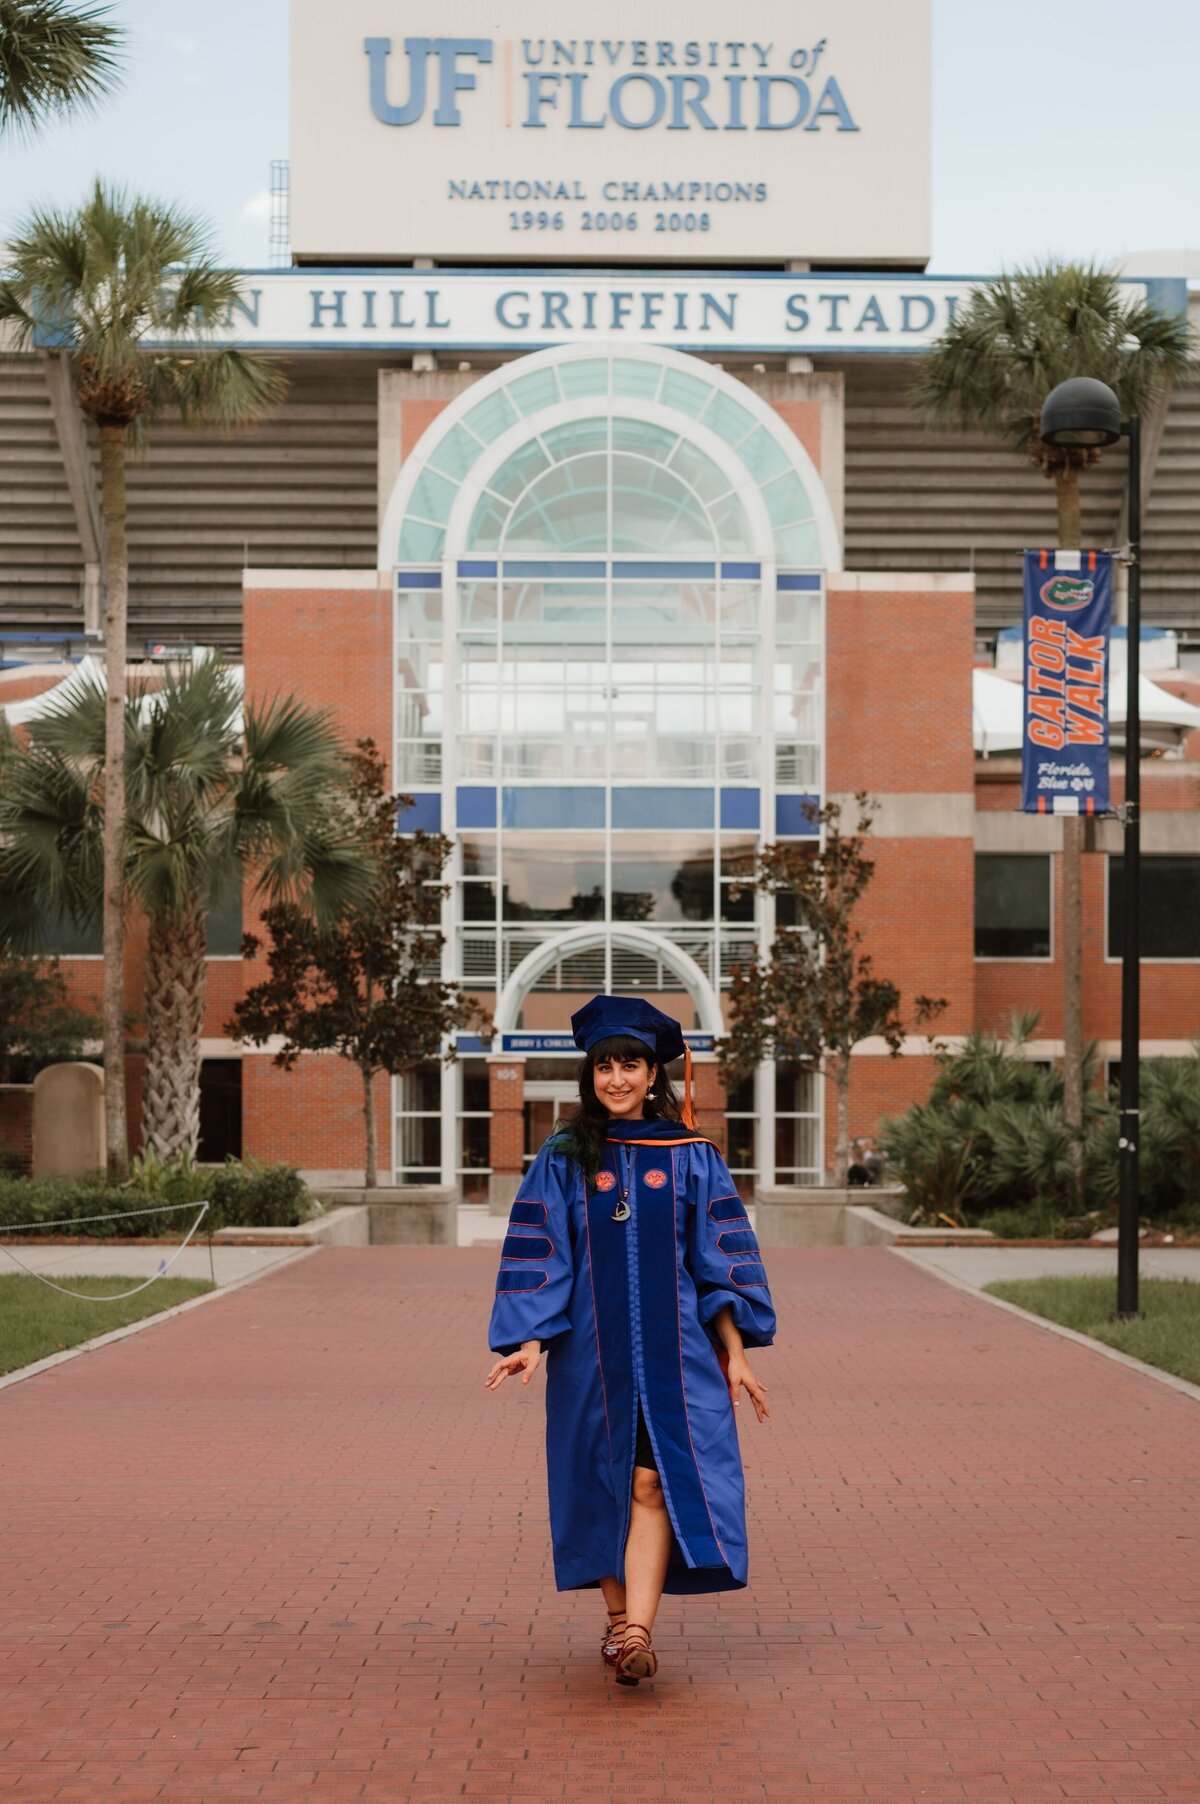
[0,0,123,136]
[0,952,98,1082]
[720,796,944,1183]
[230,740,490,1188]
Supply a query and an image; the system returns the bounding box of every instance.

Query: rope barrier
[0,1200,211,1301]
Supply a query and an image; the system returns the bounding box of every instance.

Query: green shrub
[206,1159,312,1230]
[882,1013,1114,1223]
[0,1174,138,1238]
[884,1027,1200,1227]
[0,1158,312,1237]
[976,1199,1067,1240]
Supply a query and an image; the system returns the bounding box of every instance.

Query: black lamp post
[1040,377,1141,1318]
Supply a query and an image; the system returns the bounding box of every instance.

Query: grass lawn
[984,1275,1200,1386]
[0,1273,215,1376]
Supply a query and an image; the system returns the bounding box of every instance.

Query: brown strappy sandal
[616,1621,658,1685]
[601,1609,627,1667]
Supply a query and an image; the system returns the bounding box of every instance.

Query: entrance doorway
[523,1079,578,1167]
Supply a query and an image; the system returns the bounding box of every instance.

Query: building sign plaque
[290,0,931,264]
[189,272,1180,358]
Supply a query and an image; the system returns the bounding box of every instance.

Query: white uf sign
[289,0,931,265]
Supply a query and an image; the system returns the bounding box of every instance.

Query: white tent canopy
[2,658,245,730]
[974,667,1200,756]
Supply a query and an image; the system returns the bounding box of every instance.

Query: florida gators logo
[595,1170,616,1191]
[644,1169,668,1188]
[1040,575,1094,611]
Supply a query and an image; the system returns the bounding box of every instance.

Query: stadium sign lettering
[364,36,858,133]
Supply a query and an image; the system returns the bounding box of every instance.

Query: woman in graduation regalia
[485,995,775,1687]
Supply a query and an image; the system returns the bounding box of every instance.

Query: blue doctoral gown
[488,1118,776,1594]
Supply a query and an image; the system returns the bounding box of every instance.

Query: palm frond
[145,346,286,428]
[911,258,1193,457]
[0,740,103,940]
[0,0,123,137]
[0,179,287,429]
[25,659,107,763]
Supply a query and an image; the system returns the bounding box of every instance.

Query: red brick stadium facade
[5,348,1200,1197]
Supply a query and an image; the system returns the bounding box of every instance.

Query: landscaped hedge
[0,1160,313,1238]
[881,1019,1200,1232]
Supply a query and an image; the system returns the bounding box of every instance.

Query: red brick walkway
[2,1247,1198,1802]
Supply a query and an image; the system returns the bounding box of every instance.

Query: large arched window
[381,346,839,570]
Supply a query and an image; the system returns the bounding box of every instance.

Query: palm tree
[0,183,286,1179]
[911,261,1191,1160]
[0,0,123,135]
[0,659,370,1162]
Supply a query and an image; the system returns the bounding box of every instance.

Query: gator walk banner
[1021,549,1113,815]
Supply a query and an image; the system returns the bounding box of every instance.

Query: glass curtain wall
[392,350,827,1190]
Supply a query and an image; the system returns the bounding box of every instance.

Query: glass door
[523,1081,579,1166]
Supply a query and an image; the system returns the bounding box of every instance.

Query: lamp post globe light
[1040,378,1142,1319]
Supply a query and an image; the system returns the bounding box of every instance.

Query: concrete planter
[315,1186,457,1245]
[755,1185,907,1248]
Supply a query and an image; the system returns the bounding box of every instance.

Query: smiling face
[591,1049,658,1122]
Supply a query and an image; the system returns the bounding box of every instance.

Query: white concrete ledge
[828,571,975,592]
[214,1206,370,1248]
[830,792,974,838]
[242,569,385,589]
[844,1205,995,1247]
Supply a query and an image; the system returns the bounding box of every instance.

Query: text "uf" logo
[365,37,493,127]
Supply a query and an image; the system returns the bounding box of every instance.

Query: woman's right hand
[484,1343,541,1390]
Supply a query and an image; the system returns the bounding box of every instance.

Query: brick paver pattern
[2,1247,1198,1801]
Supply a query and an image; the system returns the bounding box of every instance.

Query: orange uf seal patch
[595,1170,616,1191]
[644,1169,668,1188]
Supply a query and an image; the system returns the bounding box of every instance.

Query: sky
[1,0,1198,274]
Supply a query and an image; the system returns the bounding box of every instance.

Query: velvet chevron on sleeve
[487,1119,777,1596]
[685,1141,777,1350]
[488,1141,575,1357]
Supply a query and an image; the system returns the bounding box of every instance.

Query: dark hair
[553,1034,681,1183]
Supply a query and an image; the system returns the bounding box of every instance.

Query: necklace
[612,1145,632,1223]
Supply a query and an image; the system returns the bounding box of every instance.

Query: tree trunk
[361,1061,378,1188]
[833,1053,851,1185]
[1055,464,1085,1189]
[98,424,129,1182]
[1055,466,1082,550]
[142,906,207,1162]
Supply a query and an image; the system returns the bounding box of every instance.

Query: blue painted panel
[399,793,442,832]
[611,787,714,829]
[775,794,821,836]
[396,570,442,588]
[777,572,822,591]
[456,1034,489,1053]
[456,786,497,828]
[720,788,760,830]
[457,559,498,577]
[501,787,605,829]
[503,559,606,579]
[721,561,762,579]
[612,560,715,580]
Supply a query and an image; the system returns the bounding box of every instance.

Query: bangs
[587,1034,653,1065]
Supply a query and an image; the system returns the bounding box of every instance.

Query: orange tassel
[681,1042,698,1130]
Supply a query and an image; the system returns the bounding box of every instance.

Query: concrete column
[487,1056,525,1215]
[377,366,480,537]
[741,368,846,546]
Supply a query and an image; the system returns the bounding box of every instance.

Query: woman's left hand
[725,1352,770,1422]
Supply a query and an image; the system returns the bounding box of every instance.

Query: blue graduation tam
[570,995,686,1065]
